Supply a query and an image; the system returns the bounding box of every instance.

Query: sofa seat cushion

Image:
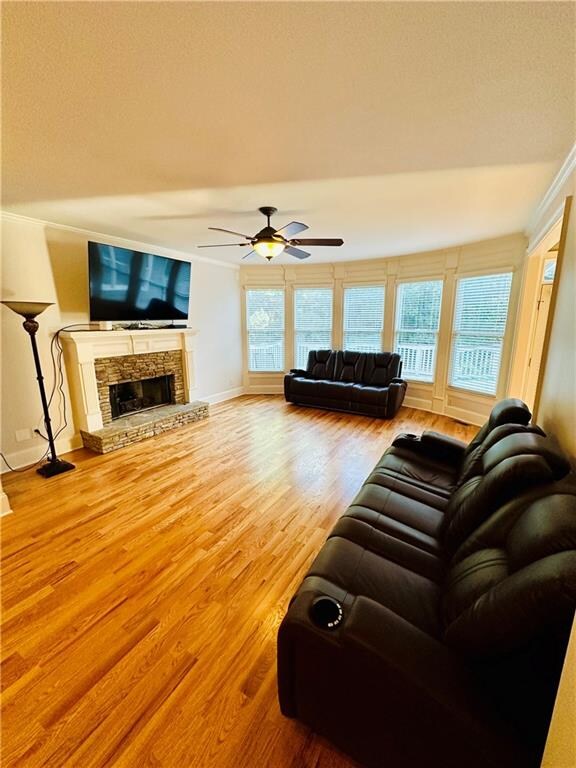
[343,473,445,558]
[288,376,320,396]
[343,505,441,555]
[364,470,450,510]
[352,480,444,535]
[316,380,355,400]
[350,384,390,405]
[307,536,441,636]
[331,516,444,582]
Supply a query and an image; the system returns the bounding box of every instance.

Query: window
[246,289,285,371]
[294,288,333,369]
[449,272,513,395]
[543,258,556,283]
[394,280,443,382]
[343,285,385,352]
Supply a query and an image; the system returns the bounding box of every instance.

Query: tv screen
[88,242,191,322]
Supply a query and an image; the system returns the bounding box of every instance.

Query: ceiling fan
[197,206,344,261]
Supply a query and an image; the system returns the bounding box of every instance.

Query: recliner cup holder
[310,596,343,629]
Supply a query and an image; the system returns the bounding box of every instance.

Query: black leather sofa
[277,399,576,768]
[284,350,407,418]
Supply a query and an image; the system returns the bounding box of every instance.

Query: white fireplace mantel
[60,328,198,432]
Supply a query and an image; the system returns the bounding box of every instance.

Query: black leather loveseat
[284,350,407,418]
[277,399,576,768]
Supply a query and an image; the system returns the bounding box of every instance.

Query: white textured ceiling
[2,1,575,263]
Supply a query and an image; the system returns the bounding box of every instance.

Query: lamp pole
[2,301,75,478]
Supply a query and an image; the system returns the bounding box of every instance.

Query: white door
[524,282,553,409]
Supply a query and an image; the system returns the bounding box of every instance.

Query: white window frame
[342,284,385,353]
[245,287,285,373]
[293,286,334,370]
[448,271,513,396]
[394,278,443,383]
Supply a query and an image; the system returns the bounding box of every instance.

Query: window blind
[294,288,333,369]
[246,289,285,372]
[394,280,443,382]
[449,273,513,395]
[343,285,385,352]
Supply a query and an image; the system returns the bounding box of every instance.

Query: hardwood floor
[1,396,476,767]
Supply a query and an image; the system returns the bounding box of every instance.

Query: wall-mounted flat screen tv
[88,242,191,321]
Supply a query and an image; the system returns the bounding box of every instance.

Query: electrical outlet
[15,428,33,443]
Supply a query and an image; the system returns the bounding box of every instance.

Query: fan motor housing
[256,225,283,241]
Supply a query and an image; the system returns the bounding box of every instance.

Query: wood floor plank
[1,396,476,767]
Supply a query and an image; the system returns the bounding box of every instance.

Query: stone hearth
[80,402,209,454]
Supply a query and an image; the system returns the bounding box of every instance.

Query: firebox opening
[109,375,173,419]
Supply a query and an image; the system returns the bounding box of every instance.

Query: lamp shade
[1,301,54,319]
[253,239,285,260]
[1,218,58,305]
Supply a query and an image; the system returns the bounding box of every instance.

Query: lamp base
[37,458,76,478]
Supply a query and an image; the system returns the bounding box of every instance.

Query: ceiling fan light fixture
[253,239,285,260]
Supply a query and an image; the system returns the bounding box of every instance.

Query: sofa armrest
[385,378,407,417]
[391,430,467,464]
[421,431,467,461]
[279,591,527,768]
[288,368,309,377]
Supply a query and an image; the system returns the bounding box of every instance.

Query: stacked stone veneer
[80,402,209,454]
[95,351,185,425]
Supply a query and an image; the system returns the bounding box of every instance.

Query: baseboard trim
[1,490,13,516]
[201,387,245,405]
[403,395,435,412]
[1,434,83,474]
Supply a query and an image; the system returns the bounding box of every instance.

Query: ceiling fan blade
[241,250,257,260]
[290,238,344,247]
[285,246,310,260]
[208,227,252,239]
[197,243,248,248]
[275,221,309,238]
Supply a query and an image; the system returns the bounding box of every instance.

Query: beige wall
[241,233,527,426]
[533,188,575,462]
[0,213,243,470]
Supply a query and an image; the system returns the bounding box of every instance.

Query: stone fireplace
[95,350,186,425]
[61,328,208,453]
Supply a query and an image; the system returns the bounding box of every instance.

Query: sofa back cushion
[441,433,570,556]
[306,350,337,380]
[463,398,531,459]
[334,351,366,382]
[362,352,402,386]
[457,424,546,486]
[442,455,555,557]
[442,487,576,656]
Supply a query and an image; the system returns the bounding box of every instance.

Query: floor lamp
[2,301,75,478]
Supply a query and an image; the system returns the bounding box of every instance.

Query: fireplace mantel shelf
[61,327,198,361]
[60,327,199,434]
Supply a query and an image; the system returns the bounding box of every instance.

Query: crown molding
[0,210,240,271]
[526,142,576,252]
